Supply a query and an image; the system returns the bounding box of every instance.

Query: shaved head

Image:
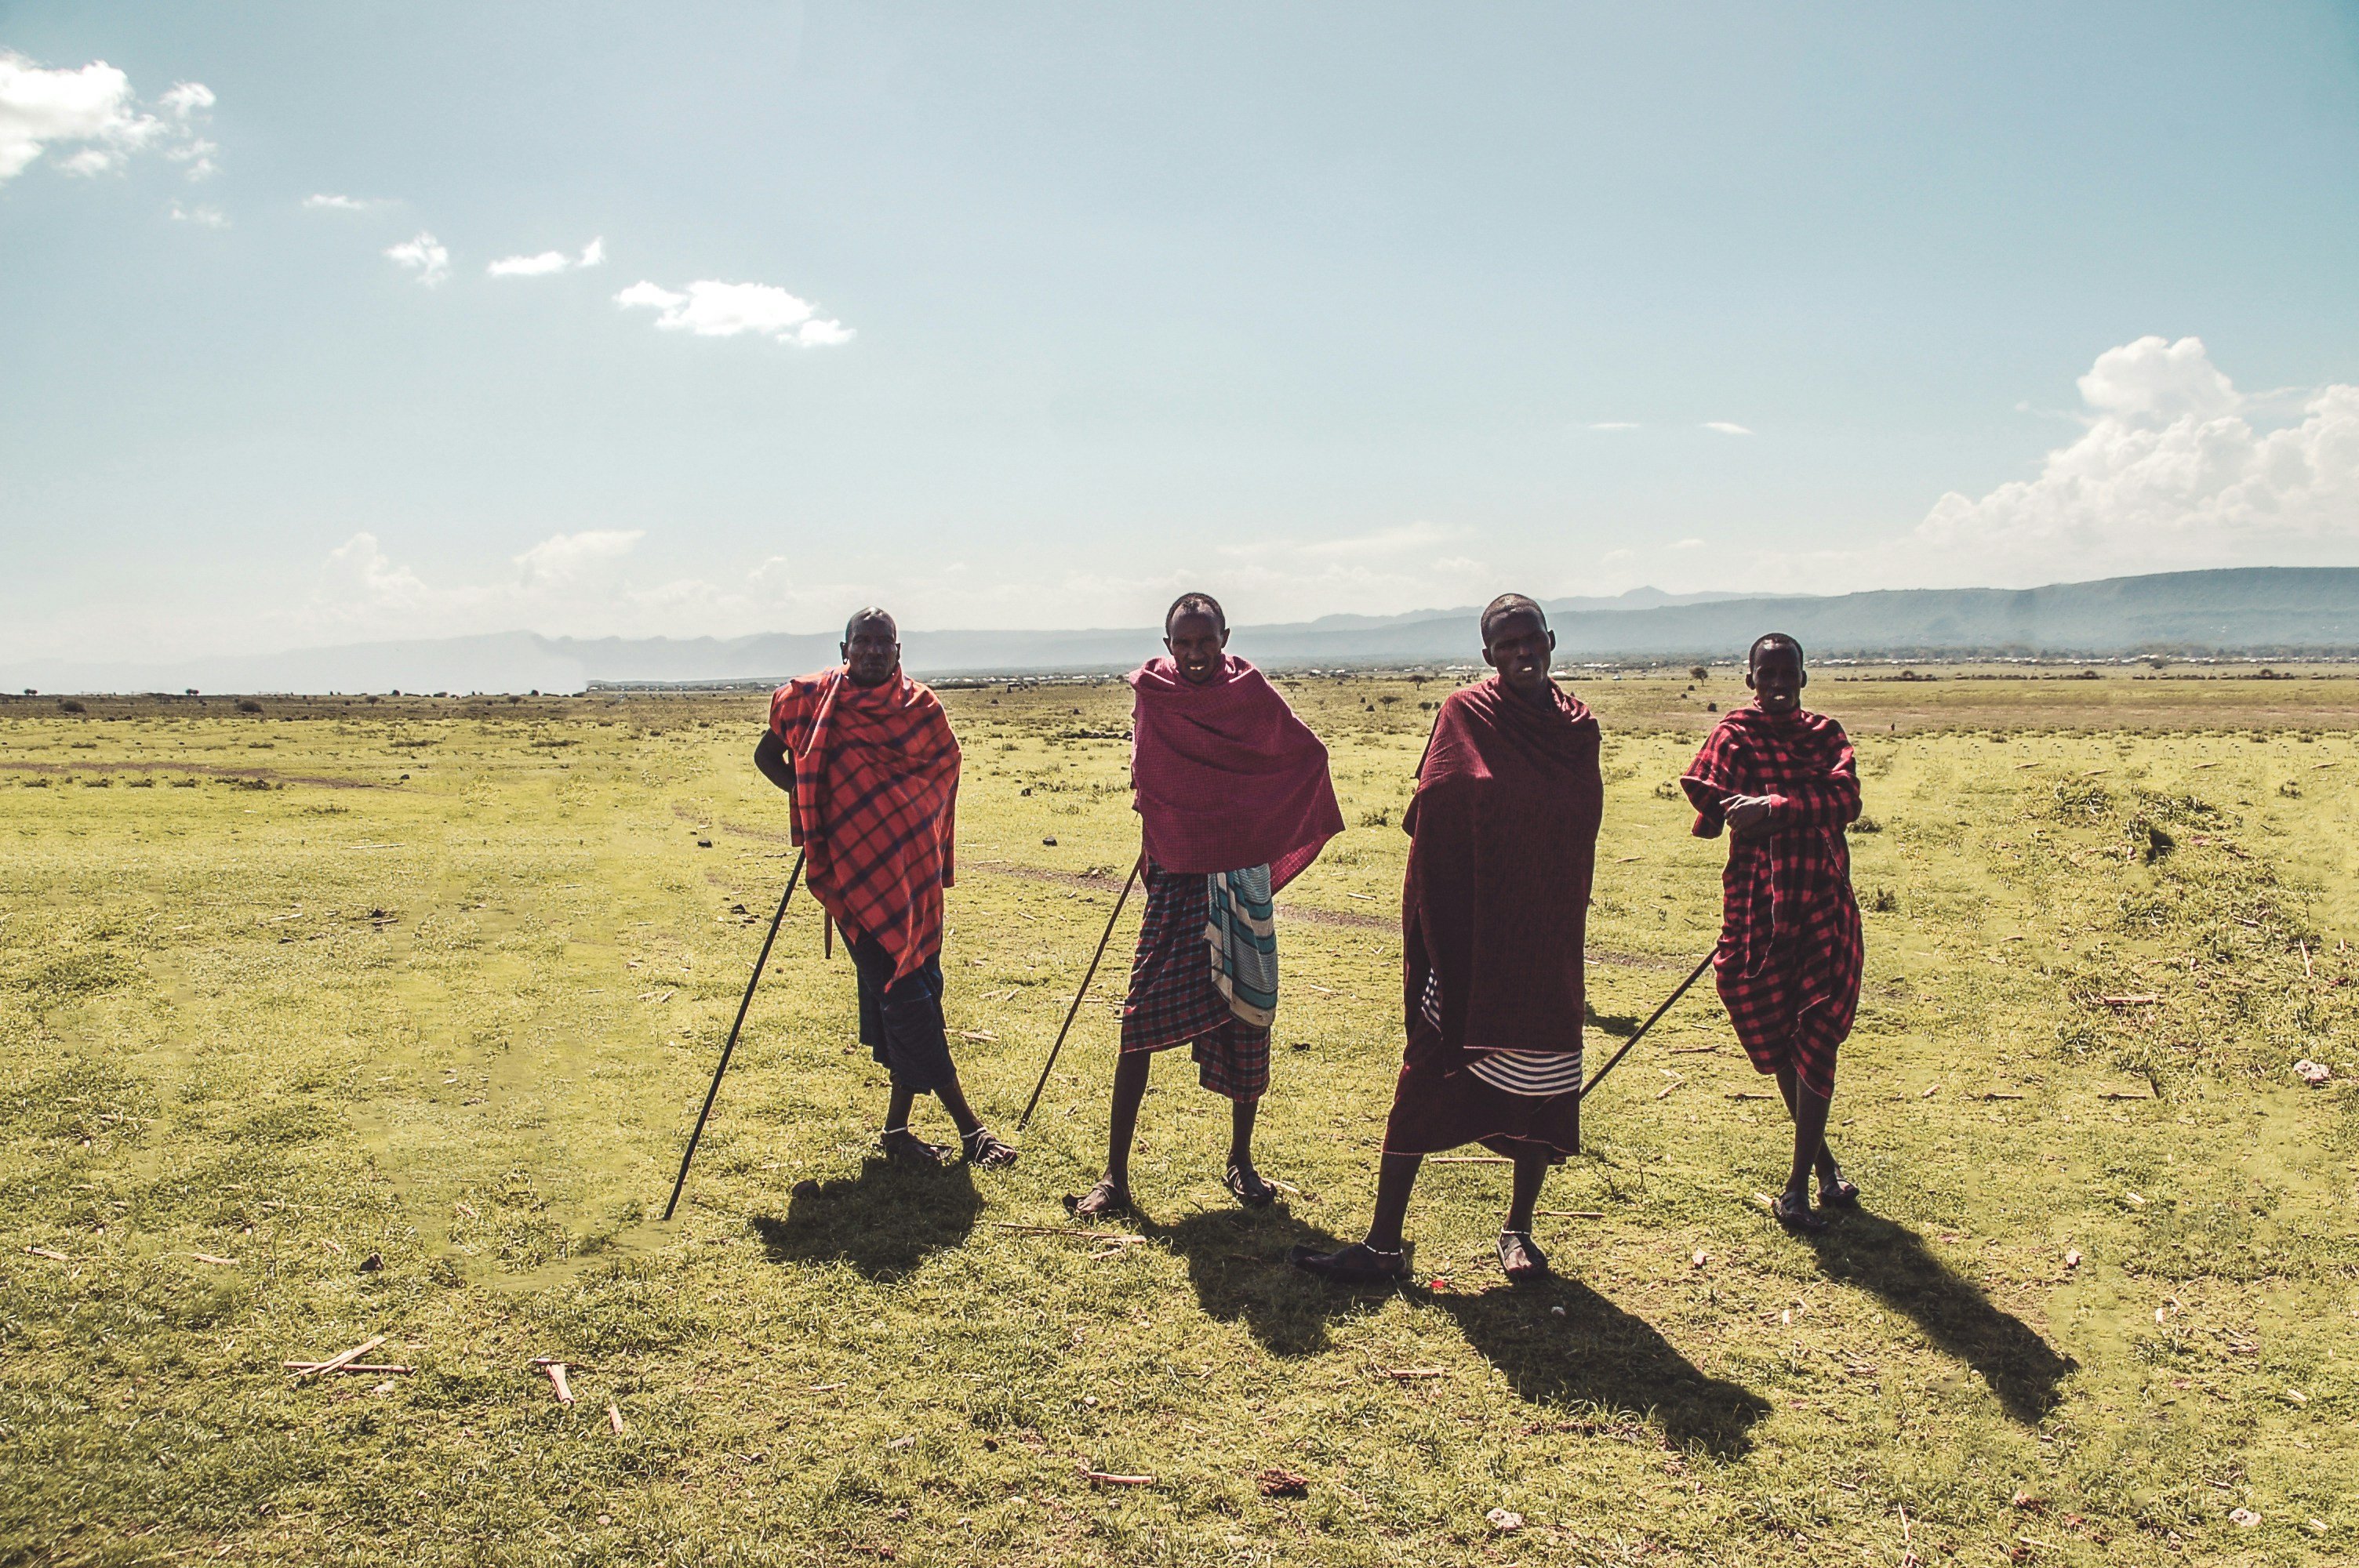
[1165,592,1225,636]
[845,605,897,642]
[1747,632,1803,671]
[1480,593,1546,644]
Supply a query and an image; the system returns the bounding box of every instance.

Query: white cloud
[1672,538,1706,549]
[489,250,569,278]
[614,278,853,345]
[0,53,216,183]
[318,533,431,611]
[167,199,227,228]
[1702,421,1754,436]
[1588,421,1640,431]
[514,529,645,587]
[385,231,450,287]
[488,237,605,278]
[1913,336,2359,582]
[304,192,388,212]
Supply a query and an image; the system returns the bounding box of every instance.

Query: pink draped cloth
[1127,655,1344,892]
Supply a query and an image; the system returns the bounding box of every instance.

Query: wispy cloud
[1588,421,1640,431]
[488,237,605,278]
[384,231,450,287]
[615,278,852,345]
[1701,421,1753,436]
[303,192,391,212]
[167,199,227,228]
[0,51,219,184]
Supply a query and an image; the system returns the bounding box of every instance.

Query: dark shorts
[846,931,958,1095]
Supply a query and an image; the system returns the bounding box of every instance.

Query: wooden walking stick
[663,851,805,1221]
[1016,855,1143,1132]
[1579,948,1715,1103]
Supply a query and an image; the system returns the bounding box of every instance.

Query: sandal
[961,1126,1018,1170]
[1497,1229,1550,1283]
[1287,1242,1411,1286]
[880,1127,949,1168]
[1818,1172,1861,1210]
[1224,1162,1277,1210]
[1770,1189,1828,1233]
[1066,1178,1132,1219]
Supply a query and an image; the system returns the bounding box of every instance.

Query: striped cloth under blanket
[1205,865,1278,1029]
[1420,970,1583,1098]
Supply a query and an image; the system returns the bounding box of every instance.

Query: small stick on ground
[1380,1367,1446,1381]
[1537,1209,1605,1219]
[607,1402,625,1436]
[1081,1470,1154,1486]
[1427,1156,1511,1165]
[281,1361,413,1375]
[992,1223,1147,1242]
[531,1357,576,1404]
[294,1334,386,1381]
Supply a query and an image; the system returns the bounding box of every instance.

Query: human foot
[1816,1168,1859,1209]
[1497,1229,1550,1283]
[1067,1178,1132,1219]
[1769,1189,1828,1233]
[1287,1242,1410,1286]
[1224,1160,1277,1210]
[961,1126,1018,1169]
[881,1127,950,1167]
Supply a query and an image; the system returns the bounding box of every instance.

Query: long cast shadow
[1139,1207,1385,1358]
[1437,1281,1770,1459]
[749,1158,982,1282]
[1805,1209,2074,1423]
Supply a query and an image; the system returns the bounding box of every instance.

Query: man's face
[1482,611,1555,696]
[1165,612,1228,685]
[841,616,900,688]
[1748,647,1805,713]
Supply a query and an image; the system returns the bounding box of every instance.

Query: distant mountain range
[11,568,2358,695]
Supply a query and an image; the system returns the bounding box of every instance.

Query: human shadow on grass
[749,1158,982,1282]
[1436,1280,1771,1460]
[1137,1207,1385,1358]
[1804,1208,2074,1424]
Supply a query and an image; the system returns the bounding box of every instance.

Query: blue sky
[3,2,2357,661]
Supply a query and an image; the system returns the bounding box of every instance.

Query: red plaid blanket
[1680,704,1862,1093]
[769,668,960,982]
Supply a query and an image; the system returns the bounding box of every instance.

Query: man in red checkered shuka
[754,608,1017,1171]
[1681,633,1863,1232]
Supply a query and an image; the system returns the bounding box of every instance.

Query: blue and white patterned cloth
[1205,863,1278,1029]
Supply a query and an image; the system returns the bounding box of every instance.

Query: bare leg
[1505,1151,1549,1233]
[1074,1052,1150,1215]
[880,1084,947,1165]
[1773,1065,1841,1188]
[931,1072,984,1140]
[1227,1094,1259,1172]
[1363,1152,1423,1252]
[1773,1065,1834,1204]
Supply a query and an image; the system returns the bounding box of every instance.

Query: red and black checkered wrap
[1119,862,1270,1102]
[1681,704,1862,1098]
[770,668,960,984]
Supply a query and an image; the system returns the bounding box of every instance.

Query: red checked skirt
[1119,863,1270,1102]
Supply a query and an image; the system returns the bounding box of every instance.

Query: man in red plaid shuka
[1069,592,1343,1221]
[1681,633,1862,1232]
[754,608,1016,1170]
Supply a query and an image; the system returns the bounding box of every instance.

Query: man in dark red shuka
[1681,633,1863,1231]
[754,608,1017,1171]
[1292,594,1601,1286]
[1070,592,1344,1218]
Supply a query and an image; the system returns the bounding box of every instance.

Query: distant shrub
[236,699,263,714]
[1866,886,1899,913]
[2278,780,2302,798]
[1357,806,1393,829]
[1689,666,1709,681]
[57,699,84,714]
[1852,815,1881,833]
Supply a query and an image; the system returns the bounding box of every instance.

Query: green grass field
[4,670,2357,1566]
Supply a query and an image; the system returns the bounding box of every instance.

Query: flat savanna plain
[3,668,2357,1566]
